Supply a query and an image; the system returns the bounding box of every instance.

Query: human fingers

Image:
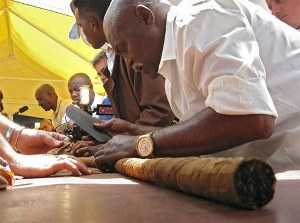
[49,132,69,141]
[68,158,90,175]
[73,141,95,151]
[53,157,89,176]
[75,145,102,157]
[94,119,114,130]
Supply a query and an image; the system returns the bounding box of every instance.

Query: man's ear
[135,4,155,25]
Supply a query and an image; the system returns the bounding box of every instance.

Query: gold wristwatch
[135,133,154,158]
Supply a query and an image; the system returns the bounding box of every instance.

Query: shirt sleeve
[192,9,278,117]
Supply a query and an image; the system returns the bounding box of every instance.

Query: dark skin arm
[82,107,275,168]
[153,108,275,156]
[94,118,161,135]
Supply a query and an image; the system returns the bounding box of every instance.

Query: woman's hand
[11,153,90,178]
[15,129,69,154]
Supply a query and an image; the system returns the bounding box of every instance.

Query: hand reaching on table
[10,153,90,178]
[16,128,68,155]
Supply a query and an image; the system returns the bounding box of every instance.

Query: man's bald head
[103,0,169,75]
[68,73,95,105]
[35,84,56,95]
[104,0,158,43]
[35,84,58,111]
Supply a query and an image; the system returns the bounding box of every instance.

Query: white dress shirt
[247,0,269,11]
[159,0,300,172]
[171,0,270,10]
[101,43,115,74]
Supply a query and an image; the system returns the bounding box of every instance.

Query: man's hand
[11,154,90,178]
[94,118,156,135]
[78,135,138,169]
[73,140,96,157]
[16,129,68,155]
[94,118,134,135]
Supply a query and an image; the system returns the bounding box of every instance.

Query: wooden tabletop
[0,173,299,223]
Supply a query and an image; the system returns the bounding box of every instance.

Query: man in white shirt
[84,0,300,172]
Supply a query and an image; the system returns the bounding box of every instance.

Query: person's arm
[153,107,275,156]
[94,118,161,135]
[87,107,275,169]
[0,114,25,150]
[0,114,22,133]
[0,132,19,166]
[0,132,89,177]
[0,115,67,154]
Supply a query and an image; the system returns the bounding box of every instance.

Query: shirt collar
[158,6,178,72]
[101,43,115,74]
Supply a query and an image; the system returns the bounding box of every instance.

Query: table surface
[0,173,299,223]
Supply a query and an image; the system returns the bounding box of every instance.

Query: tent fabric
[0,0,104,119]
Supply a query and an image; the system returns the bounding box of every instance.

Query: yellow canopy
[0,0,103,118]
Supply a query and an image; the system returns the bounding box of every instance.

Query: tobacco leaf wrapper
[115,157,276,209]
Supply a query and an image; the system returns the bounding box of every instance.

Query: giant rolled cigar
[115,157,276,209]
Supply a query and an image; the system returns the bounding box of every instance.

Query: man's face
[267,0,300,29]
[36,92,54,111]
[74,8,106,49]
[104,9,165,76]
[68,78,94,105]
[94,59,110,85]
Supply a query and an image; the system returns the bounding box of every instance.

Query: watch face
[138,137,153,157]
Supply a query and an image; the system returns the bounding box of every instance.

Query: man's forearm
[152,108,275,157]
[0,114,25,149]
[130,123,161,135]
[0,115,21,134]
[0,134,19,166]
